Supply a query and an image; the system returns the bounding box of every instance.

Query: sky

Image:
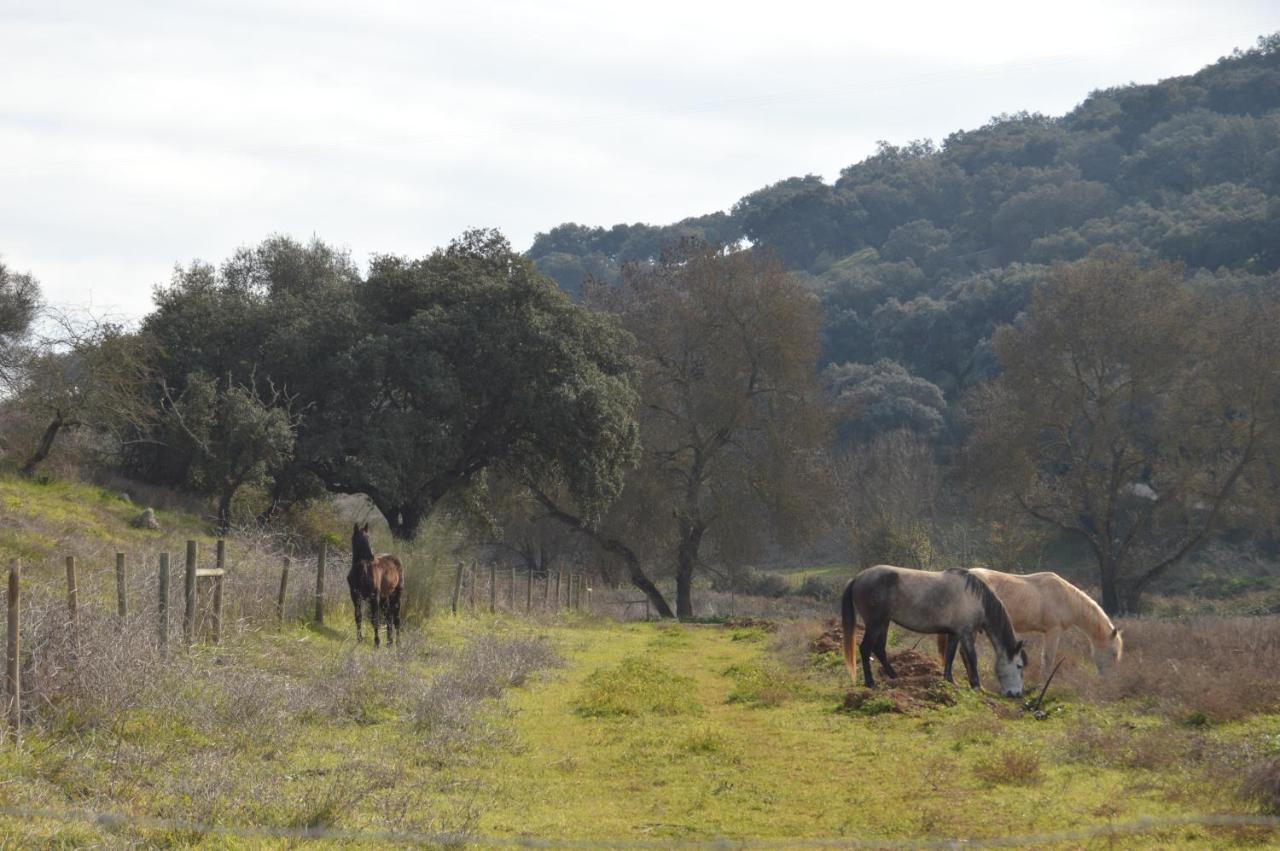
[2,0,1277,320]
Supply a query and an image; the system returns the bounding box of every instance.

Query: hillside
[528,34,1280,407]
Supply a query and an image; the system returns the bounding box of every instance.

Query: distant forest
[528,33,1280,442]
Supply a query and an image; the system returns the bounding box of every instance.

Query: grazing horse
[841,565,1026,697]
[349,522,403,648]
[933,568,1123,675]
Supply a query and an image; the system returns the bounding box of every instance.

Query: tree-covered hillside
[528,34,1280,419]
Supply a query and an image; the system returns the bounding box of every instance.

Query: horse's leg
[1042,630,1060,674]
[350,588,363,642]
[371,595,381,649]
[859,620,879,689]
[935,633,948,663]
[873,627,897,679]
[942,633,960,684]
[959,630,981,690]
[390,588,402,648]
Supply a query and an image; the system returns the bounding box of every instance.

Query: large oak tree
[137,230,639,539]
[537,242,831,618]
[965,251,1280,613]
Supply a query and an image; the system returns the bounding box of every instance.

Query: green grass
[0,475,1277,847]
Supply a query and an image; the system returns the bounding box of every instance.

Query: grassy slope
[0,476,211,568]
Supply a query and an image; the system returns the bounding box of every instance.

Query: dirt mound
[885,648,942,679]
[809,618,852,654]
[840,648,956,714]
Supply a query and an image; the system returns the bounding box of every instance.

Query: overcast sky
[2,1,1276,320]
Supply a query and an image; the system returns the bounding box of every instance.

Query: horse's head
[994,639,1027,698]
[352,522,375,566]
[1094,626,1124,675]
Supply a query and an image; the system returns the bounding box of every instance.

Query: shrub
[797,574,843,601]
[973,748,1043,786]
[1241,758,1280,815]
[724,661,804,707]
[1061,616,1280,721]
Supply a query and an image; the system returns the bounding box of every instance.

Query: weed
[724,661,804,707]
[972,749,1043,786]
[574,656,701,717]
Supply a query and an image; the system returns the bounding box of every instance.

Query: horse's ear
[1015,639,1025,653]
[362,522,370,533]
[353,523,360,535]
[1111,627,1119,638]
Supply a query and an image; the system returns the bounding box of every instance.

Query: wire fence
[0,805,1276,848]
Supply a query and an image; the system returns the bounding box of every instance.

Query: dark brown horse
[349,522,403,648]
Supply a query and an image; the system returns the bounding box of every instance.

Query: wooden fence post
[508,565,516,611]
[314,540,326,625]
[489,563,496,614]
[469,562,476,613]
[585,573,592,611]
[115,552,128,622]
[157,553,170,656]
[7,560,19,741]
[183,541,198,646]
[451,561,465,616]
[277,553,291,622]
[554,568,562,611]
[65,556,78,634]
[543,568,550,610]
[212,540,226,644]
[526,567,533,613]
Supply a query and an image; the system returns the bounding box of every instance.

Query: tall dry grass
[1060,615,1280,721]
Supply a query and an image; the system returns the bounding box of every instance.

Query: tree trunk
[19,413,67,478]
[674,522,704,620]
[384,501,428,541]
[216,489,234,535]
[528,486,675,618]
[1098,555,1121,616]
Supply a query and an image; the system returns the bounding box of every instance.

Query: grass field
[1,613,1278,847]
[0,475,1278,847]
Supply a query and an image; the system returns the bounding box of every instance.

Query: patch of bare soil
[809,618,850,654]
[841,649,959,714]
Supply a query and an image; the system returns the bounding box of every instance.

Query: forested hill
[528,33,1280,428]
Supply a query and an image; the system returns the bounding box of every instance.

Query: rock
[131,507,160,530]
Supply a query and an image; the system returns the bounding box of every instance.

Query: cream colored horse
[935,568,1123,675]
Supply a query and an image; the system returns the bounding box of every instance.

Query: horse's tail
[841,579,858,686]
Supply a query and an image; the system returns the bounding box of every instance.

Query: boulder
[131,507,160,530]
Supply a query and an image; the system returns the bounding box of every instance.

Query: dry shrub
[1062,616,1280,721]
[1059,722,1207,771]
[412,632,562,752]
[1241,758,1280,815]
[972,748,1043,786]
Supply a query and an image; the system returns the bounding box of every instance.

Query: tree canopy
[132,230,639,539]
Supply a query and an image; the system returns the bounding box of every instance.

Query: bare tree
[537,242,831,618]
[964,252,1280,613]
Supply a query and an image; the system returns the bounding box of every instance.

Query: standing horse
[841,565,1026,697]
[349,522,403,648]
[933,568,1123,675]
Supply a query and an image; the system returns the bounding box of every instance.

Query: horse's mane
[949,569,1020,657]
[1054,575,1116,643]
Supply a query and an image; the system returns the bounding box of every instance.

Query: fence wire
[0,805,1276,848]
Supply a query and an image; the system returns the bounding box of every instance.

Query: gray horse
[841,565,1026,697]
